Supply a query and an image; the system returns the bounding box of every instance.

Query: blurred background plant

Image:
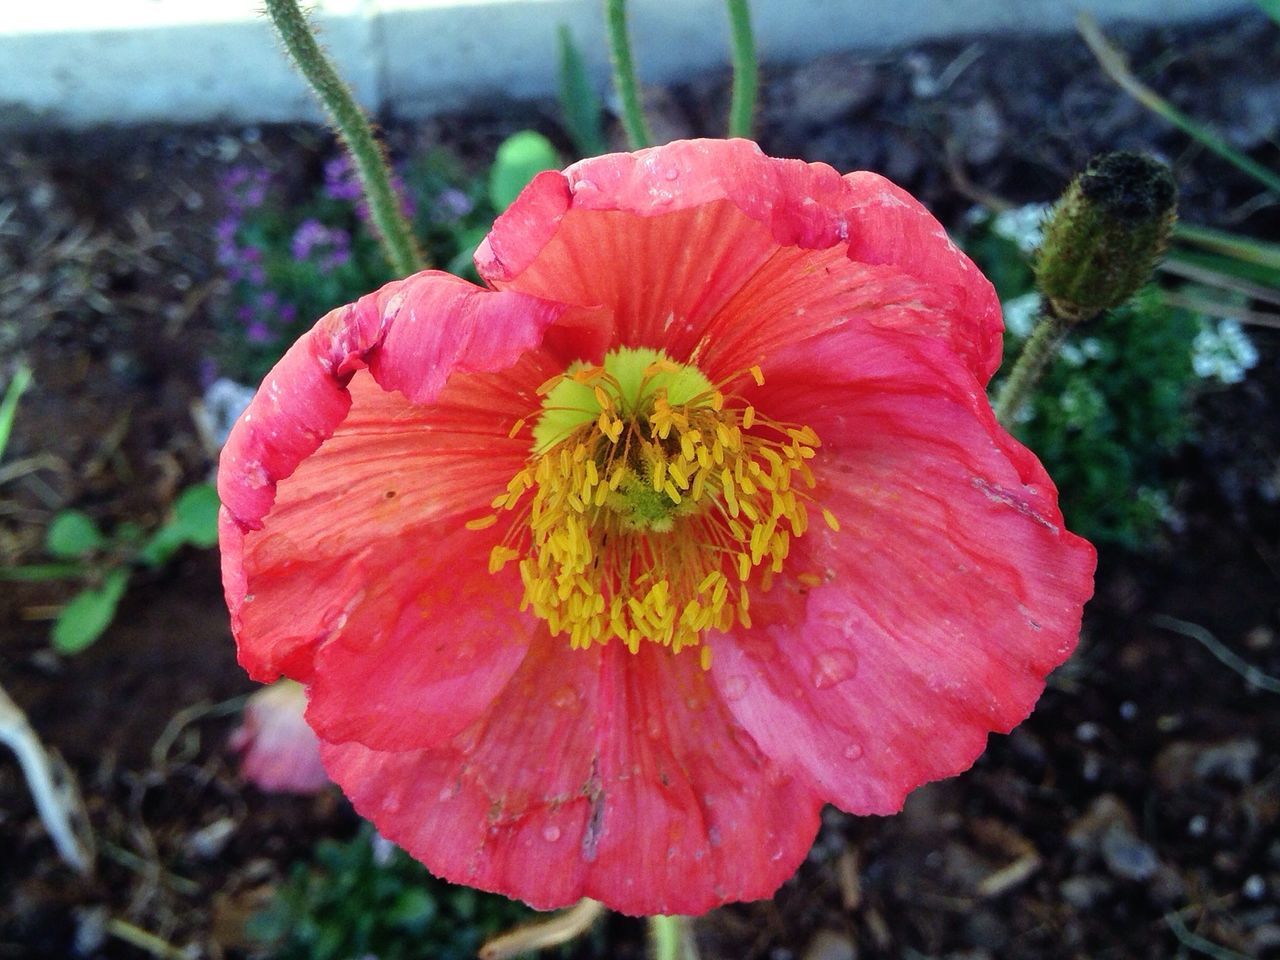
[1079,13,1280,333]
[214,131,561,383]
[965,203,1258,549]
[248,826,544,960]
[0,483,219,653]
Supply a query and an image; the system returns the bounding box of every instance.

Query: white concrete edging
[0,0,1250,128]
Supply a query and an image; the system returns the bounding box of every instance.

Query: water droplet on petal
[572,178,598,195]
[843,742,864,761]
[542,825,562,842]
[664,168,679,181]
[721,674,749,701]
[551,685,580,710]
[811,649,858,689]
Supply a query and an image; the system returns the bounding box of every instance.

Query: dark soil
[2,12,1278,960]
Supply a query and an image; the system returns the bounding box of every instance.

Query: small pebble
[1187,815,1208,838]
[1119,701,1138,721]
[1101,825,1159,881]
[186,817,236,859]
[1244,874,1267,900]
[802,929,857,960]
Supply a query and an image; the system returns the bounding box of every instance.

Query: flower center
[473,347,837,666]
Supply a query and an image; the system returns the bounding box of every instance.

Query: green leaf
[387,888,437,930]
[172,483,221,548]
[138,523,184,567]
[1256,0,1280,26]
[51,569,129,654]
[138,483,221,566]
[46,510,106,559]
[557,25,607,157]
[488,131,560,212]
[1174,223,1280,272]
[0,364,33,462]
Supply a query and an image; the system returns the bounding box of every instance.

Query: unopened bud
[1035,152,1177,322]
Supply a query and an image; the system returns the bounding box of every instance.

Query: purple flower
[220,165,271,215]
[435,188,473,223]
[290,219,352,273]
[323,154,364,203]
[323,152,416,224]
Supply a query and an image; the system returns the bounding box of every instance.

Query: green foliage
[1,483,221,653]
[138,484,221,566]
[46,511,106,559]
[557,25,608,157]
[488,132,561,211]
[967,209,1231,549]
[0,364,33,462]
[249,827,536,960]
[51,569,129,654]
[1009,287,1199,549]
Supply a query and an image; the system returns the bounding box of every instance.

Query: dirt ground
[2,12,1279,960]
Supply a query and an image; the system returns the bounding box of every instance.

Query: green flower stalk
[996,152,1177,425]
[263,0,424,277]
[606,0,653,149]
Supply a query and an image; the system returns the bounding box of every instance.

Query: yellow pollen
[480,348,828,664]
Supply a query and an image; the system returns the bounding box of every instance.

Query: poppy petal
[478,139,1000,382]
[219,271,564,685]
[322,638,822,916]
[711,326,1094,814]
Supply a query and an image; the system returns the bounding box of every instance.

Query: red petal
[218,272,565,690]
[477,139,1000,383]
[841,171,1004,383]
[218,270,562,530]
[321,638,822,916]
[711,326,1095,814]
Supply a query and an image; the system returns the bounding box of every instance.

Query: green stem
[649,915,683,960]
[0,562,85,582]
[725,0,758,138]
[263,0,424,276]
[605,0,653,149]
[993,304,1075,427]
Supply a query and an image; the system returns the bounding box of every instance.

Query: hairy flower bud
[1035,152,1177,322]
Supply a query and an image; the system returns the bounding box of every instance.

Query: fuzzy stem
[263,0,424,276]
[725,0,758,138]
[605,0,653,148]
[993,304,1076,427]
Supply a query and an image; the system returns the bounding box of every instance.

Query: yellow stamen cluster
[471,348,835,664]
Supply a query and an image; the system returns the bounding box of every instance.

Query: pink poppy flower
[229,679,330,794]
[218,139,1094,916]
